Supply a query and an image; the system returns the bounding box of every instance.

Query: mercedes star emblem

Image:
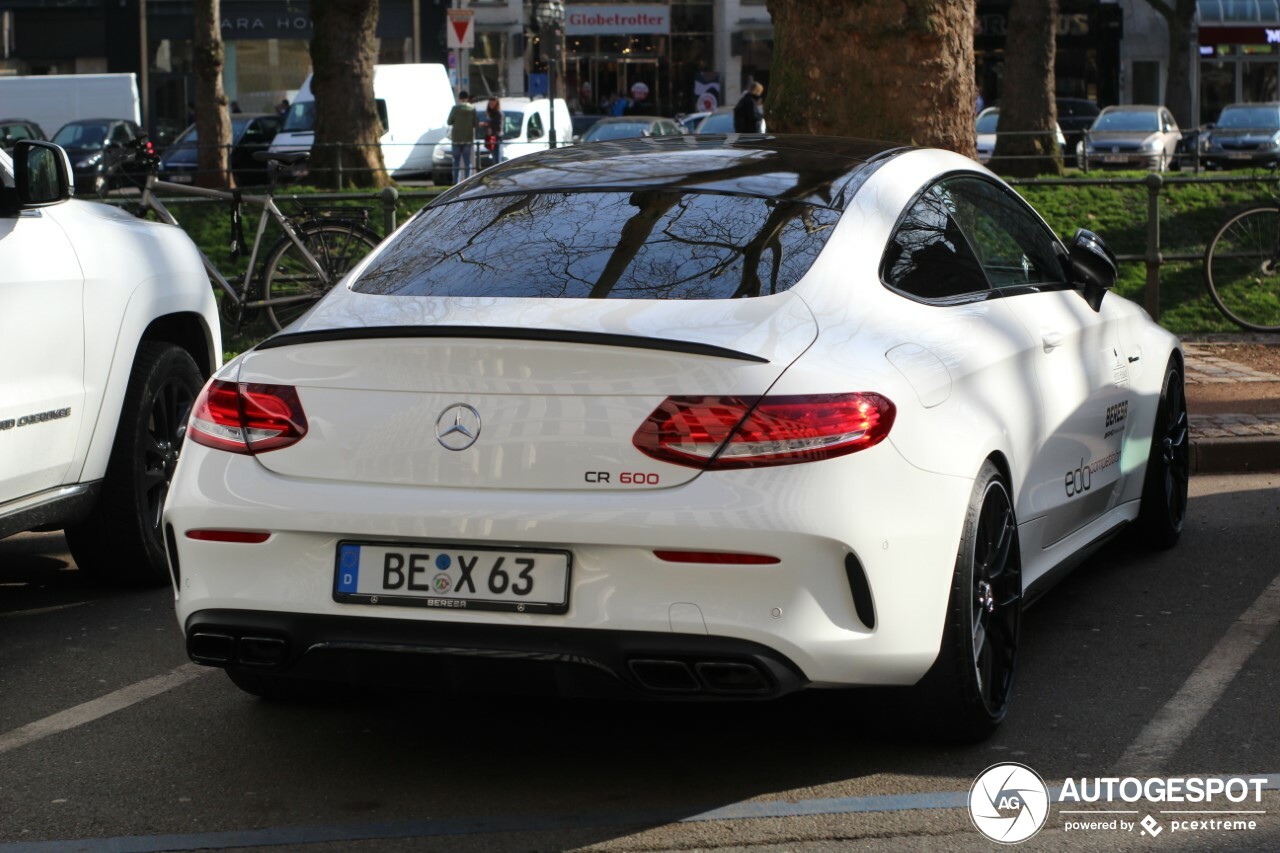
[436,403,482,451]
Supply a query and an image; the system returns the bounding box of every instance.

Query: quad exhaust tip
[188,631,288,668]
[628,658,770,694]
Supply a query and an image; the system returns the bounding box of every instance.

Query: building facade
[4,1,1269,141]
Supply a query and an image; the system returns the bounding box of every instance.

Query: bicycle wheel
[261,221,380,331]
[1204,206,1280,332]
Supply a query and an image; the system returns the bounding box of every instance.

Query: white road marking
[0,602,89,618]
[0,663,210,756]
[1115,571,1280,775]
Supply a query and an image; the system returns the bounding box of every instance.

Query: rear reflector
[189,379,308,455]
[185,529,271,544]
[654,550,780,565]
[634,393,895,469]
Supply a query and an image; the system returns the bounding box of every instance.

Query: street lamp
[531,0,564,148]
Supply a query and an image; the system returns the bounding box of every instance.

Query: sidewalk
[1183,339,1280,474]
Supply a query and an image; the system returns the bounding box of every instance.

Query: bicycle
[113,137,382,331]
[1203,186,1280,333]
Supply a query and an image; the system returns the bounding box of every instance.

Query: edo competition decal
[1065,451,1120,497]
[1104,399,1128,439]
[0,407,72,432]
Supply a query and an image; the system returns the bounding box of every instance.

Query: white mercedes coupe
[163,135,1188,740]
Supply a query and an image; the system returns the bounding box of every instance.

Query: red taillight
[633,393,895,470]
[654,550,780,565]
[188,379,308,455]
[185,529,271,543]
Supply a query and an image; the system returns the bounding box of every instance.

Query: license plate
[1102,154,1128,163]
[170,174,193,183]
[1229,152,1253,160]
[333,541,570,614]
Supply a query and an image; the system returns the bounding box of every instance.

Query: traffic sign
[447,9,475,50]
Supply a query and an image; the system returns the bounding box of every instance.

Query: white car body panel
[0,144,221,527]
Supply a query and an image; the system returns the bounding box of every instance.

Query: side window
[945,177,1068,291]
[110,124,131,145]
[527,112,544,140]
[882,184,990,300]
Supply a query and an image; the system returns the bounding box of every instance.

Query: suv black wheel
[66,342,204,586]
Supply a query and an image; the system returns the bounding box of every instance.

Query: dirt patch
[1184,343,1280,415]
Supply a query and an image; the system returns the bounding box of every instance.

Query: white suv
[0,140,221,585]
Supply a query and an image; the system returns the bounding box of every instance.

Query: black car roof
[435,134,909,211]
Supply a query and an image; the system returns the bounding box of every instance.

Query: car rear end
[164,139,968,700]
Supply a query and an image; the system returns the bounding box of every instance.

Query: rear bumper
[186,608,809,700]
[165,440,974,691]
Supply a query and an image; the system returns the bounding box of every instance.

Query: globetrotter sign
[566,4,671,35]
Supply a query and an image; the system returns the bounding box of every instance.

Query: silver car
[1080,105,1181,172]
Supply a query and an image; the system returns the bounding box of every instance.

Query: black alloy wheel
[1136,357,1190,549]
[66,342,204,586]
[917,460,1022,742]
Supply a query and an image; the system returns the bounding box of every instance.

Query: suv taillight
[189,379,308,454]
[633,393,895,470]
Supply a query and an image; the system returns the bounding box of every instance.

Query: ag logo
[969,762,1050,844]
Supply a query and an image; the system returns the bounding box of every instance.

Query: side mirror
[1067,228,1117,311]
[14,140,73,207]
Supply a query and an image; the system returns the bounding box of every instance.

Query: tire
[261,221,380,331]
[1204,207,1280,332]
[65,342,204,586]
[1135,356,1190,549]
[915,460,1021,742]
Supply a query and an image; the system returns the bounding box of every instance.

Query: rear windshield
[353,191,840,300]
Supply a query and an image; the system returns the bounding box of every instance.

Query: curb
[1191,436,1280,475]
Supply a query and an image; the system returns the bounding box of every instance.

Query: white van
[431,97,574,185]
[269,64,453,177]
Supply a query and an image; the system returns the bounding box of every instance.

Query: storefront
[1197,1,1280,125]
[554,2,715,117]
[974,0,1122,109]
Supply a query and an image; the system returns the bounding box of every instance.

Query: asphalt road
[2,472,1279,852]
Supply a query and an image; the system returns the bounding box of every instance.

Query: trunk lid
[236,293,816,490]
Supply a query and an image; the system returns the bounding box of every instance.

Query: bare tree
[192,0,232,188]
[309,0,389,189]
[1140,0,1197,127]
[988,0,1062,177]
[764,0,977,157]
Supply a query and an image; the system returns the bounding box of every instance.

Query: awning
[1198,0,1280,25]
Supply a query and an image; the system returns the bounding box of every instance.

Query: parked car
[1,140,221,585]
[159,113,282,185]
[578,116,684,142]
[1054,97,1101,165]
[166,135,1186,741]
[0,118,46,152]
[50,117,143,195]
[270,64,453,179]
[431,97,573,185]
[676,111,710,134]
[973,107,1067,164]
[1199,102,1280,169]
[1079,105,1181,171]
[572,114,606,142]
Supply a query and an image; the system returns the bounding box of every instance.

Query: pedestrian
[447,91,477,184]
[483,97,503,166]
[276,98,290,118]
[733,82,764,133]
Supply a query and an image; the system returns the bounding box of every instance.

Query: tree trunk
[310,0,389,189]
[988,0,1062,177]
[1146,0,1198,128]
[765,0,977,157]
[192,0,232,189]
